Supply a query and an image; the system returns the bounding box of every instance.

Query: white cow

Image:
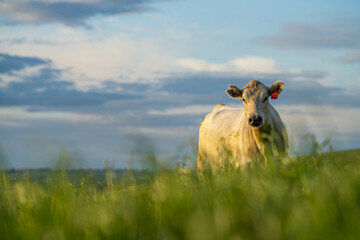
[197,80,288,170]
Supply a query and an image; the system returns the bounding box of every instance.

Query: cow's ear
[226,84,243,99]
[269,81,285,96]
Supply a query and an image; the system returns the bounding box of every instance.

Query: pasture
[1,149,360,240]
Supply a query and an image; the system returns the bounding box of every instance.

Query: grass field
[1,149,360,240]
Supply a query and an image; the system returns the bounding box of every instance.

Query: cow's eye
[243,99,247,104]
[263,97,268,102]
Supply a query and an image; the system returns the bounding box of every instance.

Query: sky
[0,0,359,169]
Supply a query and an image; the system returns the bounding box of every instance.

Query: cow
[197,80,288,170]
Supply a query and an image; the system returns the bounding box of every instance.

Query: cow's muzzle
[248,114,263,127]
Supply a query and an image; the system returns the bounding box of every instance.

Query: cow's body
[197,80,288,170]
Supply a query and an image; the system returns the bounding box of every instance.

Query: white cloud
[175,59,226,72]
[175,56,280,74]
[231,57,278,73]
[1,33,175,90]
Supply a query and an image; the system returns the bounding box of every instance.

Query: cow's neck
[251,118,275,164]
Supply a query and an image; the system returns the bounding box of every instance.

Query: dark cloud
[0,54,142,107]
[101,80,153,94]
[0,0,168,26]
[276,80,357,107]
[0,67,141,107]
[254,21,360,50]
[334,52,360,63]
[159,73,360,108]
[161,71,326,94]
[0,38,58,46]
[0,53,50,73]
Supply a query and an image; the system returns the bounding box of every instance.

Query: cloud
[0,53,50,73]
[2,36,174,88]
[0,53,353,113]
[176,56,279,74]
[174,57,327,83]
[0,64,141,107]
[231,57,278,73]
[176,59,227,72]
[254,20,360,49]
[101,81,153,94]
[0,0,165,26]
[160,70,326,95]
[159,73,359,108]
[0,38,58,46]
[334,52,360,63]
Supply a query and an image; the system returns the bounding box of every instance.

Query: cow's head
[226,80,284,128]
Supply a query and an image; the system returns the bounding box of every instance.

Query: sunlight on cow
[197,80,288,170]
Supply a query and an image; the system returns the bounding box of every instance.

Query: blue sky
[0,0,359,169]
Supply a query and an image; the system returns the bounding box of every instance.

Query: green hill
[323,148,360,162]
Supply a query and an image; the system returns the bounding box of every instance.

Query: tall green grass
[1,149,360,240]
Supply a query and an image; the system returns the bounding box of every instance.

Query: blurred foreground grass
[1,149,360,240]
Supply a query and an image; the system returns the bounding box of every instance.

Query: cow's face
[226,80,284,128]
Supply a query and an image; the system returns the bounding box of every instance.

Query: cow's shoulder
[201,104,228,123]
[212,103,229,112]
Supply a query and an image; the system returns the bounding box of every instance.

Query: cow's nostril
[249,115,263,127]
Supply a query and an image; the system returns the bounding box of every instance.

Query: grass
[1,149,360,240]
